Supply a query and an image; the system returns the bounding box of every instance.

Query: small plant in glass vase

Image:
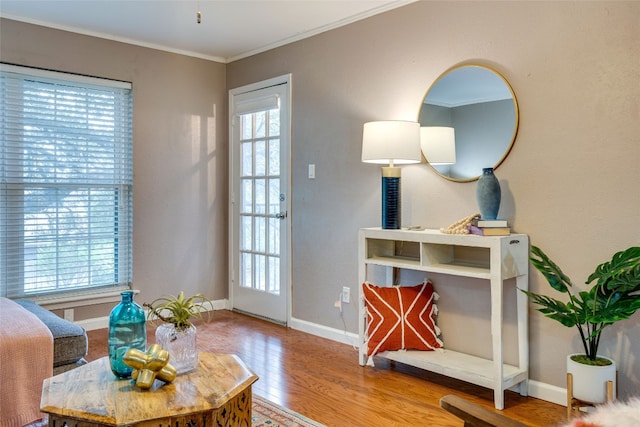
[145,292,213,374]
[521,245,640,403]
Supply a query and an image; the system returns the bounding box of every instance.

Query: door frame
[228,74,292,325]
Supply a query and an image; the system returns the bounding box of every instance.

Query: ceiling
[0,0,414,63]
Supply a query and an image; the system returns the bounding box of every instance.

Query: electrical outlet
[341,286,350,304]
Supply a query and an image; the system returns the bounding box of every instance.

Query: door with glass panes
[229,76,290,324]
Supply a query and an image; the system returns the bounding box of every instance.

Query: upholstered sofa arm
[15,299,88,372]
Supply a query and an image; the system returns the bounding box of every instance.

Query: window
[1,64,133,299]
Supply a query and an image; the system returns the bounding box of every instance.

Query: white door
[229,75,291,325]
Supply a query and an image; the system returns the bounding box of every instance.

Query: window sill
[31,287,135,311]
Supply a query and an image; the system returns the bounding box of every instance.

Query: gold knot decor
[123,344,177,389]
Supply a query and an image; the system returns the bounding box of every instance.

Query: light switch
[308,164,316,179]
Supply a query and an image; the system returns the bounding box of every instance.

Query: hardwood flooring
[86,310,566,426]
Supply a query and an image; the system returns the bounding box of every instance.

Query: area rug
[25,394,324,427]
[253,394,325,427]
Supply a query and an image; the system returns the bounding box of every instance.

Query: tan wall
[2,0,639,398]
[0,19,229,315]
[226,1,640,396]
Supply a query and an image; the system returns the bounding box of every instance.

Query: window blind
[234,94,280,115]
[1,64,133,298]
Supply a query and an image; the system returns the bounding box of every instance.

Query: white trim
[227,0,418,62]
[72,306,568,407]
[527,379,567,407]
[76,315,111,331]
[76,298,230,331]
[289,316,359,348]
[228,74,292,326]
[0,14,226,63]
[0,63,132,89]
[229,74,291,96]
[1,1,416,64]
[289,317,568,407]
[32,288,132,310]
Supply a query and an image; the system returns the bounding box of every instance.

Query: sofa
[0,298,88,427]
[14,299,88,374]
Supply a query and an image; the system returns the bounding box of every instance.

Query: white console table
[358,227,529,410]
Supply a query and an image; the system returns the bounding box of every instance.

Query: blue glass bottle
[108,291,147,379]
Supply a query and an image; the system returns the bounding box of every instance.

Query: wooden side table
[41,352,258,427]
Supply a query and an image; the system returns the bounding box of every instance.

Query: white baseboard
[77,298,230,331]
[289,316,359,347]
[289,317,568,407]
[527,379,567,406]
[77,315,110,331]
[75,305,568,408]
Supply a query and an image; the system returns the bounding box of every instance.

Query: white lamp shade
[362,121,422,165]
[420,126,456,165]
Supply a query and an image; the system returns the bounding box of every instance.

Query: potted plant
[521,245,640,403]
[145,292,213,374]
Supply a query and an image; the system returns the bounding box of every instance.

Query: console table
[358,227,529,410]
[40,352,258,426]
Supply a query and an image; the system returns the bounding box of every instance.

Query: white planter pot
[567,353,616,404]
[155,323,198,374]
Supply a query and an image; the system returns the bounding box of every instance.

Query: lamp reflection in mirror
[362,121,421,229]
[421,127,456,165]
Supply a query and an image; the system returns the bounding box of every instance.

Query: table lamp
[362,120,421,229]
[420,126,456,165]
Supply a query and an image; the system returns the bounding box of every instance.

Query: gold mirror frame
[418,64,519,182]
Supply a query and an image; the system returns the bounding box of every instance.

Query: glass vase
[476,167,501,220]
[108,291,147,379]
[155,323,198,374]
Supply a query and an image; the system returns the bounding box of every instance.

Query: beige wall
[0,18,228,320]
[226,1,639,397]
[2,0,639,398]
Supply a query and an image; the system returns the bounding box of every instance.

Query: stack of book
[467,218,510,236]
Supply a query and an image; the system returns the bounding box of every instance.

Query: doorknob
[276,211,287,219]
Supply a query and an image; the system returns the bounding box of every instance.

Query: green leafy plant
[144,292,213,331]
[521,245,640,363]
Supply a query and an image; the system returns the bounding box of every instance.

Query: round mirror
[418,64,519,182]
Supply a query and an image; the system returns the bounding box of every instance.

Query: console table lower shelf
[40,352,258,427]
[377,349,528,391]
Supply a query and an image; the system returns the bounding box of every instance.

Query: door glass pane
[268,179,280,215]
[268,256,279,294]
[254,179,266,214]
[241,179,252,213]
[255,254,266,291]
[255,111,266,138]
[268,218,280,254]
[241,115,253,139]
[268,139,280,176]
[240,216,252,251]
[268,109,280,137]
[255,140,266,176]
[241,252,252,288]
[255,216,266,253]
[241,142,252,176]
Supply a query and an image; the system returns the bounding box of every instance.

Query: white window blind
[233,94,280,115]
[1,64,133,298]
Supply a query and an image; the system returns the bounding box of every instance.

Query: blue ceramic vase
[108,291,147,378]
[476,167,501,220]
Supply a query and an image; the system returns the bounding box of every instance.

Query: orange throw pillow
[362,281,442,357]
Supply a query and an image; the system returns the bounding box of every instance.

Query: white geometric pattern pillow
[362,281,442,359]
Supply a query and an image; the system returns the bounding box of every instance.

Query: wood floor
[86,310,566,426]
